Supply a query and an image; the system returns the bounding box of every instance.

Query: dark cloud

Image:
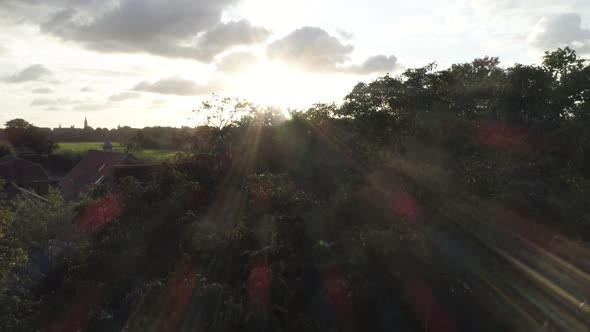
[268,27,354,71]
[38,0,267,61]
[347,55,401,74]
[216,51,259,72]
[2,64,51,83]
[32,87,54,94]
[134,77,224,96]
[109,91,141,102]
[529,13,590,53]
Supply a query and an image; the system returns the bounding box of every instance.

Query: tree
[3,49,590,331]
[4,119,56,154]
[5,119,32,130]
[0,142,15,158]
[195,94,249,131]
[542,47,586,78]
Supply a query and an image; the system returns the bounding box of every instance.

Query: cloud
[529,13,590,54]
[335,28,353,40]
[109,91,141,102]
[134,77,224,96]
[347,55,401,74]
[195,20,271,61]
[30,97,68,106]
[32,87,54,94]
[150,98,167,109]
[80,86,93,92]
[2,64,51,83]
[39,0,267,61]
[0,0,75,24]
[268,27,354,71]
[216,51,259,72]
[267,27,401,74]
[73,104,106,112]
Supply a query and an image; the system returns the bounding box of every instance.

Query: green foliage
[0,186,84,331]
[542,47,587,77]
[3,49,590,331]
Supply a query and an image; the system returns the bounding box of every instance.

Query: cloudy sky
[0,0,589,129]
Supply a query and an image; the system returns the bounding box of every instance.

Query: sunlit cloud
[267,26,400,74]
[32,87,54,94]
[108,91,141,102]
[134,77,226,96]
[215,51,260,73]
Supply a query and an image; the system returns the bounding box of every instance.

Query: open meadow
[55,142,180,161]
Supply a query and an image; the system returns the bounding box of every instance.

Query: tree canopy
[1,48,590,331]
[3,119,56,154]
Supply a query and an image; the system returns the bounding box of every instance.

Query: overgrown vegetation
[1,48,590,331]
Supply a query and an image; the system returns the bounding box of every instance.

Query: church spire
[84,117,88,129]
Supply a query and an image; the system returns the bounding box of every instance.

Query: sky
[0,0,589,129]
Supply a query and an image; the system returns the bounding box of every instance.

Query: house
[0,155,49,196]
[62,150,138,194]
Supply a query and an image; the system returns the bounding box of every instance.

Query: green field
[55,142,180,161]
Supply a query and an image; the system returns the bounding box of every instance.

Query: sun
[227,58,355,115]
[233,61,311,109]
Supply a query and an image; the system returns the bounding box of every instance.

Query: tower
[84,117,88,129]
[102,138,113,152]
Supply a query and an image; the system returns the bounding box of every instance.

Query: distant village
[0,117,190,200]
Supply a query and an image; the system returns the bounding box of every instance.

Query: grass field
[55,142,180,161]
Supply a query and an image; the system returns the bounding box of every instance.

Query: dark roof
[0,157,47,181]
[0,154,16,164]
[0,157,48,196]
[5,182,48,202]
[62,150,134,193]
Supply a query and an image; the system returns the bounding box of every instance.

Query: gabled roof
[0,156,47,180]
[62,150,134,193]
[5,181,48,202]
